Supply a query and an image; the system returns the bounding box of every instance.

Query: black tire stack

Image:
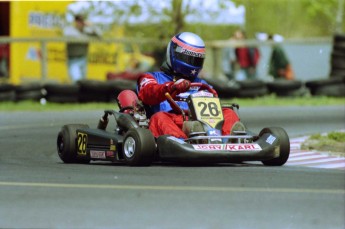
[78,79,136,103]
[304,33,345,97]
[331,33,345,78]
[42,79,137,103]
[266,79,308,97]
[203,78,240,98]
[305,76,345,97]
[236,79,268,98]
[44,83,80,103]
[15,83,45,102]
[0,83,15,102]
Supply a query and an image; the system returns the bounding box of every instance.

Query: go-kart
[57,82,290,166]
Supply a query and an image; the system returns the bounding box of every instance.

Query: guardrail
[0,36,333,81]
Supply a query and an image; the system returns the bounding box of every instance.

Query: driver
[137,32,245,139]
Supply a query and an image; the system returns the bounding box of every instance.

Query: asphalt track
[0,105,344,229]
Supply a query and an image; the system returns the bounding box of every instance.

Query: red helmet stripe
[172,36,205,53]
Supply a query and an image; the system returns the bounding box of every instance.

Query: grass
[0,101,117,112]
[0,95,344,112]
[227,95,345,107]
[302,131,345,155]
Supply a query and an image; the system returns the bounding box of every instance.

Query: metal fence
[0,36,332,82]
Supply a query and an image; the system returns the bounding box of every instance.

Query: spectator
[63,14,101,82]
[222,36,236,81]
[233,29,260,80]
[0,44,9,78]
[268,34,294,80]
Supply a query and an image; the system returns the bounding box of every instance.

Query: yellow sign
[9,1,154,85]
[191,97,224,128]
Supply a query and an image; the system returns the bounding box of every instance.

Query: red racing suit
[137,71,240,138]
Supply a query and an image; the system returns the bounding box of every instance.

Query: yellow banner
[9,1,152,84]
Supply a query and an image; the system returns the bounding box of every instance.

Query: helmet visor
[174,45,205,67]
[175,52,204,67]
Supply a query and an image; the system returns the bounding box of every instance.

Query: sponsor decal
[106,151,115,157]
[192,91,214,98]
[110,144,116,151]
[181,49,205,58]
[192,144,262,151]
[207,129,221,136]
[77,132,88,155]
[90,150,106,159]
[266,135,276,145]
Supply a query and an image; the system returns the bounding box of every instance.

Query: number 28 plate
[190,97,224,128]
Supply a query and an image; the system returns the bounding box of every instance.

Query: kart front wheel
[260,127,290,166]
[123,128,156,166]
[57,124,90,164]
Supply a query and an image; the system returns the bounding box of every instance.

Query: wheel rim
[124,136,136,158]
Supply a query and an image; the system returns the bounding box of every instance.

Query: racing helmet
[166,32,205,80]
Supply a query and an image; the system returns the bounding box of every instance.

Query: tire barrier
[203,78,240,98]
[0,74,344,103]
[0,83,15,102]
[15,83,45,102]
[236,79,268,98]
[266,79,308,97]
[330,34,345,78]
[44,83,79,103]
[78,79,137,103]
[305,76,345,97]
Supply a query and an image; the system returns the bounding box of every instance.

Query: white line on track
[0,181,343,194]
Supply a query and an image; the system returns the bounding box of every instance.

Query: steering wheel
[165,82,218,120]
[170,82,218,99]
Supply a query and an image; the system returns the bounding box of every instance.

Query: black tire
[331,57,345,70]
[266,79,303,91]
[78,80,112,102]
[236,87,268,98]
[45,83,80,103]
[15,83,42,93]
[330,69,345,78]
[46,95,80,103]
[57,124,90,163]
[44,83,79,95]
[305,76,345,89]
[333,33,345,43]
[123,128,156,166]
[0,83,14,92]
[313,84,345,97]
[15,90,44,101]
[260,127,290,166]
[0,90,15,101]
[237,79,266,89]
[203,78,240,98]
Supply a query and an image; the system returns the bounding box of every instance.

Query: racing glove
[166,79,191,95]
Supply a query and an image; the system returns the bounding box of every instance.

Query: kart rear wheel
[260,127,290,166]
[123,128,156,166]
[57,124,90,164]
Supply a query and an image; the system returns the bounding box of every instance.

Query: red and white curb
[287,136,345,170]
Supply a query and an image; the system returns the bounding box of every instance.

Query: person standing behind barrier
[222,36,236,81]
[233,29,260,80]
[268,34,294,80]
[63,14,101,82]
